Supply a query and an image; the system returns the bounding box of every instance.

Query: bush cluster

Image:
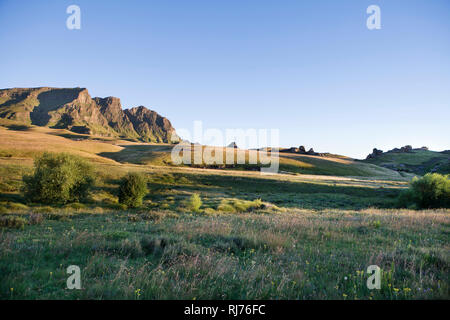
[0,215,28,229]
[23,152,94,204]
[118,172,148,208]
[398,173,450,209]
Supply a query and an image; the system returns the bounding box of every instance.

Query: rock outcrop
[281,145,322,156]
[366,145,415,160]
[0,87,179,143]
[390,145,413,153]
[307,148,317,155]
[366,148,383,160]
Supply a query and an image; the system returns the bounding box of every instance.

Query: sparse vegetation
[118,172,149,208]
[22,152,94,204]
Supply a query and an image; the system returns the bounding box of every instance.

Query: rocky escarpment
[0,87,179,143]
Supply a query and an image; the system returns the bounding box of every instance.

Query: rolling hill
[362,146,450,175]
[0,121,410,180]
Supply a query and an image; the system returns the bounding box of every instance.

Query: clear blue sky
[1,0,449,158]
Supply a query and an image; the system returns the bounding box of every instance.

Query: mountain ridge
[0,87,179,143]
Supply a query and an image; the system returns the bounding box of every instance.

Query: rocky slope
[0,87,179,143]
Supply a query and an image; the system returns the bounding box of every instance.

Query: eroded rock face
[0,87,179,143]
[124,106,179,143]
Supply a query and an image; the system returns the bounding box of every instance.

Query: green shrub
[217,200,237,213]
[398,173,450,209]
[118,172,148,208]
[184,193,203,213]
[22,152,94,204]
[217,198,264,213]
[0,215,28,229]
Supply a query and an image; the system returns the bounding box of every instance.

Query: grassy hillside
[97,143,409,179]
[0,121,121,163]
[0,121,411,210]
[363,149,450,175]
[277,153,405,178]
[0,120,409,180]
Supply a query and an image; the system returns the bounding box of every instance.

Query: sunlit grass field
[1,208,448,299]
[0,124,448,300]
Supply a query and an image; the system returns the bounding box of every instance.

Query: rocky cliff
[0,87,179,143]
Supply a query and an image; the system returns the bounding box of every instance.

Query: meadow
[0,124,448,300]
[1,207,448,299]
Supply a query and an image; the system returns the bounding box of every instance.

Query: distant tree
[23,152,94,204]
[118,172,148,208]
[398,173,450,209]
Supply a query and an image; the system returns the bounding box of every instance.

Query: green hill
[98,142,409,179]
[362,148,450,175]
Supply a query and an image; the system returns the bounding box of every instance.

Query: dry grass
[0,126,121,163]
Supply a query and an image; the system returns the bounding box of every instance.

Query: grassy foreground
[1,208,448,300]
[0,124,448,300]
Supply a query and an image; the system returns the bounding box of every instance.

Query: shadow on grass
[0,168,402,212]
[6,124,32,131]
[99,144,173,164]
[146,171,401,210]
[51,132,90,140]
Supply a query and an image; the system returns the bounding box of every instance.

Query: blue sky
[1,0,449,158]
